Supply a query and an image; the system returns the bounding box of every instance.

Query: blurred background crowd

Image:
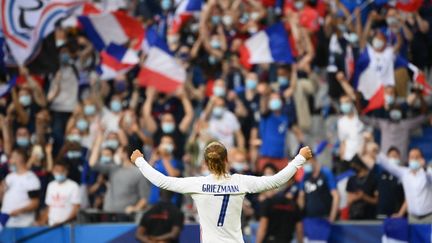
[0,0,432,242]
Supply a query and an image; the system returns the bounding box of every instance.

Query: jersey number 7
[214,194,230,227]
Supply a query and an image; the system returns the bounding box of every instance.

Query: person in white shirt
[378,147,432,223]
[337,95,364,168]
[131,142,312,243]
[1,149,41,227]
[43,162,81,226]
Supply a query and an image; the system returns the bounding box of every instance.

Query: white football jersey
[135,155,305,243]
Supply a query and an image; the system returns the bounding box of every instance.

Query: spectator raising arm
[176,88,194,134]
[377,153,405,179]
[142,87,158,134]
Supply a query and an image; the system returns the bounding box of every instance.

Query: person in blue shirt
[257,90,303,172]
[148,135,184,207]
[298,157,339,222]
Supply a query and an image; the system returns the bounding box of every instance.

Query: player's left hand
[130,150,143,163]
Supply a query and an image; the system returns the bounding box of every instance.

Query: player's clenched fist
[299,146,313,160]
[130,149,143,163]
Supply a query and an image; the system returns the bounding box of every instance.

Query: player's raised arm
[240,146,312,193]
[130,150,197,194]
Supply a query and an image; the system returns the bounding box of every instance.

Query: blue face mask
[67,150,82,159]
[294,1,304,9]
[340,103,352,114]
[389,109,402,121]
[246,79,257,90]
[211,15,221,25]
[208,55,218,65]
[277,76,289,86]
[19,95,32,107]
[212,106,225,118]
[103,139,119,149]
[162,123,175,133]
[160,143,174,154]
[384,95,394,105]
[100,155,112,164]
[388,158,400,165]
[269,98,282,111]
[232,162,245,172]
[409,160,421,171]
[84,105,96,116]
[16,137,30,147]
[60,53,71,65]
[76,119,89,131]
[67,134,81,143]
[213,86,226,97]
[161,0,171,10]
[54,174,67,182]
[9,164,17,173]
[303,163,313,173]
[110,100,122,113]
[210,39,221,49]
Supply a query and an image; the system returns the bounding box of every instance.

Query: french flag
[138,29,186,93]
[97,43,139,80]
[171,0,203,33]
[239,22,293,69]
[78,11,144,51]
[61,3,102,28]
[382,218,409,243]
[336,169,356,220]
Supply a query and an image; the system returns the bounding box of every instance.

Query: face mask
[232,162,245,172]
[389,109,402,121]
[60,53,71,65]
[340,103,352,114]
[208,55,218,65]
[388,158,400,165]
[202,170,210,176]
[294,1,304,10]
[84,105,96,116]
[303,163,313,173]
[67,134,81,143]
[385,95,394,105]
[19,95,32,107]
[54,174,67,182]
[372,38,385,50]
[110,100,122,112]
[103,139,119,149]
[100,155,113,164]
[386,17,398,26]
[269,98,282,111]
[347,33,358,44]
[246,79,257,90]
[161,0,171,10]
[250,12,260,20]
[67,150,82,159]
[222,15,233,26]
[160,143,174,154]
[9,164,17,173]
[16,137,30,147]
[190,23,199,33]
[248,27,258,34]
[76,119,88,131]
[56,39,65,47]
[277,76,289,86]
[337,24,347,33]
[210,39,221,49]
[212,106,225,118]
[408,160,421,171]
[162,123,175,133]
[213,86,226,97]
[211,15,221,25]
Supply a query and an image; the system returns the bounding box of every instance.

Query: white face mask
[372,38,385,50]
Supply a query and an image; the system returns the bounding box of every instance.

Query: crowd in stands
[1,0,432,242]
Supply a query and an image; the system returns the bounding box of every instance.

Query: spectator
[257,90,303,172]
[346,156,378,220]
[377,148,432,223]
[298,157,339,222]
[376,147,405,219]
[148,135,183,206]
[0,149,41,227]
[143,87,193,159]
[42,162,80,226]
[256,181,303,243]
[136,190,184,243]
[89,134,149,214]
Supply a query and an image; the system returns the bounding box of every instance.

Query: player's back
[191,174,246,243]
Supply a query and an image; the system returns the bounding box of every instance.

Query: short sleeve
[27,174,41,191]
[322,168,336,190]
[71,183,81,205]
[337,120,346,141]
[346,177,356,192]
